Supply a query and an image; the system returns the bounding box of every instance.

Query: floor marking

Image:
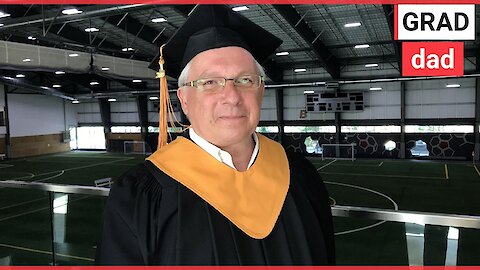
[445,164,449,180]
[0,164,14,169]
[316,159,337,171]
[319,171,444,180]
[0,197,47,211]
[33,170,65,183]
[325,181,398,236]
[378,161,384,167]
[474,165,480,177]
[0,243,93,262]
[0,196,90,223]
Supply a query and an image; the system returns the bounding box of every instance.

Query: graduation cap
[149,5,282,78]
[152,5,282,150]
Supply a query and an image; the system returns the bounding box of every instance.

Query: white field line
[316,159,337,171]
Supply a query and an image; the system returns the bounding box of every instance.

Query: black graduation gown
[95,150,335,265]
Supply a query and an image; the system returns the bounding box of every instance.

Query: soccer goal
[321,143,356,161]
[124,141,152,156]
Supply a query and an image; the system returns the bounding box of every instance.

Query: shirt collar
[189,128,259,171]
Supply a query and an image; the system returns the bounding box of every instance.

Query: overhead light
[446,84,460,88]
[344,22,361,28]
[0,12,11,18]
[16,74,25,78]
[90,81,99,86]
[294,68,307,73]
[85,27,99,33]
[304,90,315,94]
[232,6,249,12]
[68,53,79,57]
[365,63,378,68]
[101,67,110,71]
[55,71,65,75]
[62,8,82,15]
[151,17,167,23]
[108,98,116,102]
[52,84,61,88]
[22,58,32,62]
[0,24,4,27]
[276,51,289,56]
[28,36,36,40]
[149,96,159,100]
[369,87,382,91]
[72,100,80,104]
[122,47,134,52]
[355,44,370,49]
[132,79,142,83]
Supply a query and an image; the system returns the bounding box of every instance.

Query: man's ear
[177,88,189,115]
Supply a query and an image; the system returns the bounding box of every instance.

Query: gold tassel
[156,45,188,150]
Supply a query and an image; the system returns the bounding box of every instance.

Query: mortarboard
[149,5,282,78]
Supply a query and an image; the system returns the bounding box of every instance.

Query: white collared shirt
[189,128,259,171]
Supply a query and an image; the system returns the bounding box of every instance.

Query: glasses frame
[182,74,264,92]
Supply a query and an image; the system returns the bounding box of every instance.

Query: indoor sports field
[0,152,478,265]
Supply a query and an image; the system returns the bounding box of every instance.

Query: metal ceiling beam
[383,5,402,73]
[0,76,75,100]
[274,5,340,79]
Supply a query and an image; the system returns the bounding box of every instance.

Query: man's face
[177,46,264,148]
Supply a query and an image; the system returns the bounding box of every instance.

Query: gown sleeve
[95,163,162,265]
[286,150,336,265]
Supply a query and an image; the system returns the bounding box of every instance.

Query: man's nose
[222,80,241,104]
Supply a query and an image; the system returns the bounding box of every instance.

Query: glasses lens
[196,78,225,91]
[235,75,260,89]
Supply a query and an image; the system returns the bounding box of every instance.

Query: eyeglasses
[183,74,264,92]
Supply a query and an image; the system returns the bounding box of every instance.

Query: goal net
[124,141,152,156]
[321,143,356,161]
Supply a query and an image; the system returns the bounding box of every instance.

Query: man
[96,5,334,265]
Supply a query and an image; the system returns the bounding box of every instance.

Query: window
[341,125,401,133]
[111,126,141,133]
[284,126,336,133]
[76,126,106,150]
[147,126,184,133]
[405,125,473,133]
[256,126,279,133]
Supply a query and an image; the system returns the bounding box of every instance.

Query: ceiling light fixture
[85,27,99,32]
[0,12,11,18]
[303,90,315,94]
[72,100,80,104]
[132,79,142,83]
[68,53,79,57]
[16,74,25,78]
[22,58,32,62]
[232,6,249,12]
[55,71,65,75]
[101,67,110,71]
[276,51,289,56]
[0,23,4,27]
[149,96,159,100]
[62,8,82,15]
[122,47,134,52]
[151,17,167,23]
[369,87,382,91]
[344,22,361,28]
[52,84,61,88]
[365,63,379,68]
[108,98,116,102]
[90,81,99,86]
[28,36,36,40]
[446,84,460,88]
[355,44,370,49]
[294,68,307,73]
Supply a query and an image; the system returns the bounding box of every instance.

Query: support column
[400,81,406,159]
[474,78,480,161]
[99,98,112,150]
[335,112,341,157]
[275,88,284,145]
[136,95,149,141]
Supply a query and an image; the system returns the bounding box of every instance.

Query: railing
[1,180,479,265]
